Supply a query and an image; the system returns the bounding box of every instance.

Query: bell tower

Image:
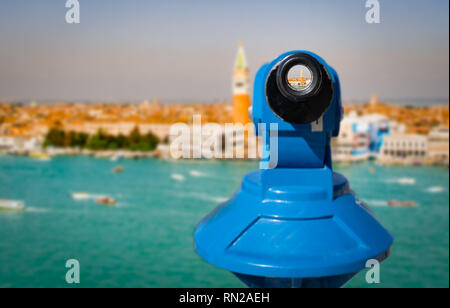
[232,41,251,124]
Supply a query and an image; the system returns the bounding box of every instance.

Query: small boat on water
[0,200,25,211]
[388,200,417,208]
[95,197,117,206]
[110,154,122,162]
[71,192,92,200]
[171,173,185,182]
[397,177,416,185]
[29,152,51,160]
[427,186,444,193]
[72,193,117,206]
[112,166,124,173]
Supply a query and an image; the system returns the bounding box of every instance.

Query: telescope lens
[266,52,334,124]
[286,64,313,92]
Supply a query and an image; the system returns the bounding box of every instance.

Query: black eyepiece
[276,53,322,102]
[265,53,333,124]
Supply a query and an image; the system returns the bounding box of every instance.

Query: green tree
[43,128,66,147]
[43,127,159,152]
[86,129,109,150]
[73,132,89,148]
[65,131,75,147]
[116,134,127,148]
[128,126,141,144]
[142,132,159,150]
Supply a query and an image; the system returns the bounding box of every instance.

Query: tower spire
[232,41,251,124]
[234,41,248,71]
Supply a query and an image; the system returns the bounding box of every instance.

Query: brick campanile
[232,41,251,124]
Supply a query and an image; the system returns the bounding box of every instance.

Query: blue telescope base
[194,167,393,288]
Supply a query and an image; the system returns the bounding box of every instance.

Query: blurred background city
[0,0,448,287]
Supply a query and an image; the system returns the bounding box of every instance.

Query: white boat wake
[189,170,208,177]
[385,177,416,185]
[364,199,389,207]
[426,186,445,193]
[0,199,25,211]
[171,173,185,182]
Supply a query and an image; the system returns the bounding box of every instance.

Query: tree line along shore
[43,126,161,152]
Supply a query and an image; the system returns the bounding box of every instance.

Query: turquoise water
[0,156,448,288]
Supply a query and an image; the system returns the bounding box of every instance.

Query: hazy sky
[0,0,448,103]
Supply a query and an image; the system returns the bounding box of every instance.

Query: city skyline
[0,0,449,103]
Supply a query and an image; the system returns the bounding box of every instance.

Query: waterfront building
[427,126,449,165]
[380,134,428,163]
[0,136,41,154]
[332,112,371,161]
[332,112,392,161]
[232,41,251,124]
[361,113,390,152]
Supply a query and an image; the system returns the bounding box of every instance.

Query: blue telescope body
[194,51,393,288]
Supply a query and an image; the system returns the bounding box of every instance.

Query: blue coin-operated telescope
[194,51,393,288]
